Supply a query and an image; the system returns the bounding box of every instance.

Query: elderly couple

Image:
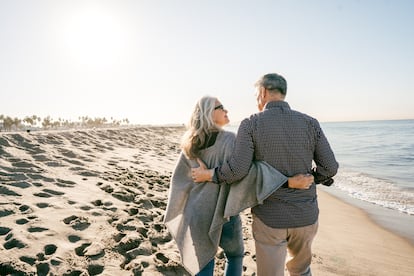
[164,73,338,276]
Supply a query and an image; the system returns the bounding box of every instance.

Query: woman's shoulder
[219,129,236,140]
[216,130,236,147]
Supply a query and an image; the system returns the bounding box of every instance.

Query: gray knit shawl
[164,131,287,275]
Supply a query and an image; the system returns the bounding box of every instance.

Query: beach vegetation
[0,114,130,132]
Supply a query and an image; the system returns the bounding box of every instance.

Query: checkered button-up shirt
[215,101,338,228]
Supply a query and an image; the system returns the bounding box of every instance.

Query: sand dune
[1,127,413,275]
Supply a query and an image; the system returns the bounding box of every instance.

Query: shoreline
[319,185,414,245]
[313,188,414,275]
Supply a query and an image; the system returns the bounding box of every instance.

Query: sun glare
[60,7,128,69]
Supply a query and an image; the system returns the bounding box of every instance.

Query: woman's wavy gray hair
[181,96,220,159]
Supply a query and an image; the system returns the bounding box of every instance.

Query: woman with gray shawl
[164,96,312,275]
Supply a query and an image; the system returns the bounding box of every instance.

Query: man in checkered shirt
[192,73,338,276]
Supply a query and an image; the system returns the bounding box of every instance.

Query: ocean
[226,119,414,242]
[322,119,414,216]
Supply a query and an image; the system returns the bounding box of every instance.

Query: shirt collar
[264,100,290,110]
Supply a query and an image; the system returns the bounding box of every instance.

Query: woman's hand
[288,174,314,189]
[191,159,214,182]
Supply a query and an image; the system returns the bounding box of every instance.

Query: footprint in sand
[68,234,82,243]
[127,207,139,216]
[55,178,76,188]
[84,242,105,259]
[20,255,37,265]
[4,238,27,250]
[0,185,22,196]
[32,154,51,162]
[44,244,57,255]
[74,242,92,256]
[63,215,91,231]
[155,252,169,264]
[8,181,31,189]
[5,172,28,181]
[107,160,118,166]
[36,262,50,276]
[42,188,65,196]
[111,190,135,203]
[0,137,11,146]
[32,182,43,187]
[26,173,44,180]
[69,166,99,177]
[36,202,49,208]
[58,148,78,159]
[116,236,151,267]
[33,192,52,198]
[153,252,190,275]
[0,209,15,218]
[16,218,29,225]
[62,158,85,166]
[11,160,37,169]
[91,199,103,206]
[99,184,114,194]
[80,205,93,211]
[23,174,55,183]
[45,160,65,167]
[0,227,12,236]
[136,198,156,210]
[116,222,137,232]
[17,204,31,214]
[147,223,172,245]
[33,188,65,198]
[88,264,104,275]
[28,226,49,233]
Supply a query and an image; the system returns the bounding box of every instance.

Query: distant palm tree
[3,116,14,131]
[52,120,61,129]
[42,116,52,129]
[23,116,34,127]
[31,115,38,127]
[0,114,3,131]
[13,117,21,130]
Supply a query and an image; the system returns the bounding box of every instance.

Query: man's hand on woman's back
[288,174,315,189]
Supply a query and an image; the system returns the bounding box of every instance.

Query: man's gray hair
[255,73,287,95]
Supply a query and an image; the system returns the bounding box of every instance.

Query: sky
[1,0,413,125]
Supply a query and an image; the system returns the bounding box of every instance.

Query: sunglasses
[214,104,224,110]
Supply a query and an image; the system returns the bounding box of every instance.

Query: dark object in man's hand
[312,169,334,186]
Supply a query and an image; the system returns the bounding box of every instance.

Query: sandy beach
[1,126,413,275]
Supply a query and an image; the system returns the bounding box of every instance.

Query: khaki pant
[252,214,318,276]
